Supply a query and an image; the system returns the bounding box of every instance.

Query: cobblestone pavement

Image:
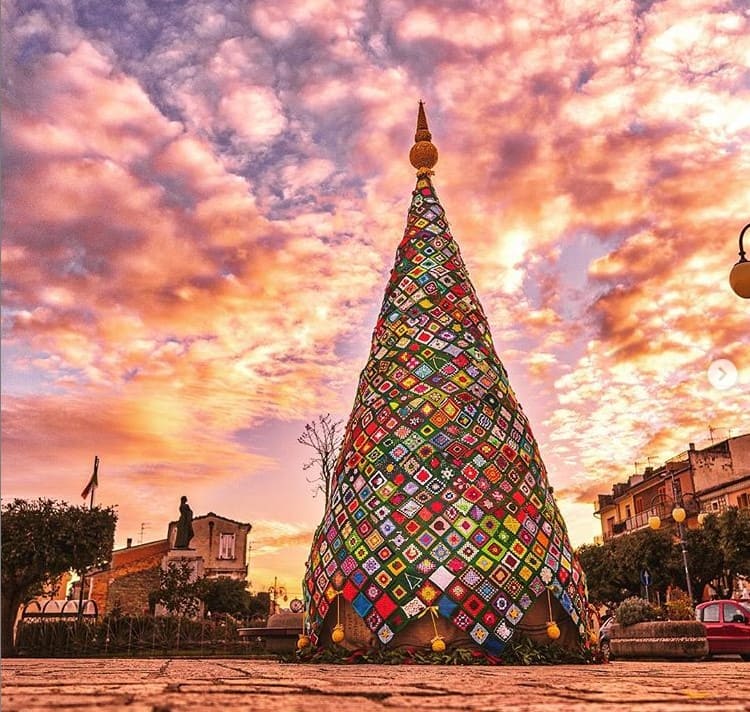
[2,658,749,711]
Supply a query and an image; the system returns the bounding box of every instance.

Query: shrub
[615,597,660,627]
[664,597,694,620]
[664,590,694,621]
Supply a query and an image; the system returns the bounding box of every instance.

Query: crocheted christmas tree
[304,103,589,653]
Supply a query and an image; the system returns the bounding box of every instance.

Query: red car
[695,599,750,660]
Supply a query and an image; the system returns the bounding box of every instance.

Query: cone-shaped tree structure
[304,104,590,653]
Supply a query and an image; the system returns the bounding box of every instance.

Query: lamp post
[648,490,701,603]
[729,223,750,298]
[268,577,287,616]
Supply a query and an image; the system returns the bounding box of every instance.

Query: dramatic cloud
[2,0,748,590]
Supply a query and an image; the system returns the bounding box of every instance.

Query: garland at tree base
[286,636,605,665]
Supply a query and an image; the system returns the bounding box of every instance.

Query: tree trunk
[1,589,22,657]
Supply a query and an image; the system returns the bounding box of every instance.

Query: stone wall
[88,541,169,616]
[691,444,734,493]
[107,565,161,616]
[729,435,750,479]
[691,435,750,507]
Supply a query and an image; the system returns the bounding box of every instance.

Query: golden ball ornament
[331,624,345,644]
[730,259,750,299]
[409,141,438,170]
[297,634,311,650]
[546,621,561,640]
[431,636,446,653]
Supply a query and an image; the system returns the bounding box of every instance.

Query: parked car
[599,616,616,659]
[695,599,750,661]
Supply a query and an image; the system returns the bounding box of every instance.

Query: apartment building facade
[595,433,750,541]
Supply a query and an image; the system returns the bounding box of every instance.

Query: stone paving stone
[2,658,749,711]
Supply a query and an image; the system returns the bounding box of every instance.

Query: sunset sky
[2,0,748,600]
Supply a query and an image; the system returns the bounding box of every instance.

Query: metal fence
[15,615,267,657]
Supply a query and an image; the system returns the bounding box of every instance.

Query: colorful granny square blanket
[304,169,588,653]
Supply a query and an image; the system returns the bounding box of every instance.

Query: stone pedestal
[154,549,205,618]
[164,548,204,579]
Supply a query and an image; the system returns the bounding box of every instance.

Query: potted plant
[608,596,708,660]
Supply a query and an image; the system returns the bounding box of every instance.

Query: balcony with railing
[605,508,659,539]
[604,492,706,540]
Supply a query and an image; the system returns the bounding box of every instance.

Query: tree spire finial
[409,100,438,174]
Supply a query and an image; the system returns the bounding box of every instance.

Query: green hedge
[15,615,262,657]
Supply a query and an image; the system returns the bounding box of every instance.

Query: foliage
[576,544,617,604]
[677,522,721,598]
[664,596,694,621]
[151,561,201,617]
[244,593,271,621]
[298,413,343,507]
[615,597,660,627]
[578,528,676,603]
[196,577,247,616]
[716,508,750,593]
[195,577,267,620]
[1,498,117,657]
[14,615,258,657]
[288,636,602,665]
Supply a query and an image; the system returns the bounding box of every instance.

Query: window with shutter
[219,533,235,559]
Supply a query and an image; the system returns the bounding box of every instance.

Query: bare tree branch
[298,413,344,508]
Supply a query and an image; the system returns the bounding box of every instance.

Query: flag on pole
[81,456,99,499]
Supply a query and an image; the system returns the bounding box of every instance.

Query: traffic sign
[289,598,304,613]
[640,570,652,586]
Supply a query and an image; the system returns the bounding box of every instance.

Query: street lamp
[268,577,288,615]
[648,491,701,602]
[729,223,750,298]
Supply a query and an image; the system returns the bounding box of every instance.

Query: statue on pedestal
[174,496,194,549]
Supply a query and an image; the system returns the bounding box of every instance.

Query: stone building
[595,433,750,541]
[84,512,251,616]
[167,513,251,579]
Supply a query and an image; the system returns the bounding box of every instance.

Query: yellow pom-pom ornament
[297,634,311,650]
[431,636,446,653]
[331,623,345,644]
[546,621,561,640]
